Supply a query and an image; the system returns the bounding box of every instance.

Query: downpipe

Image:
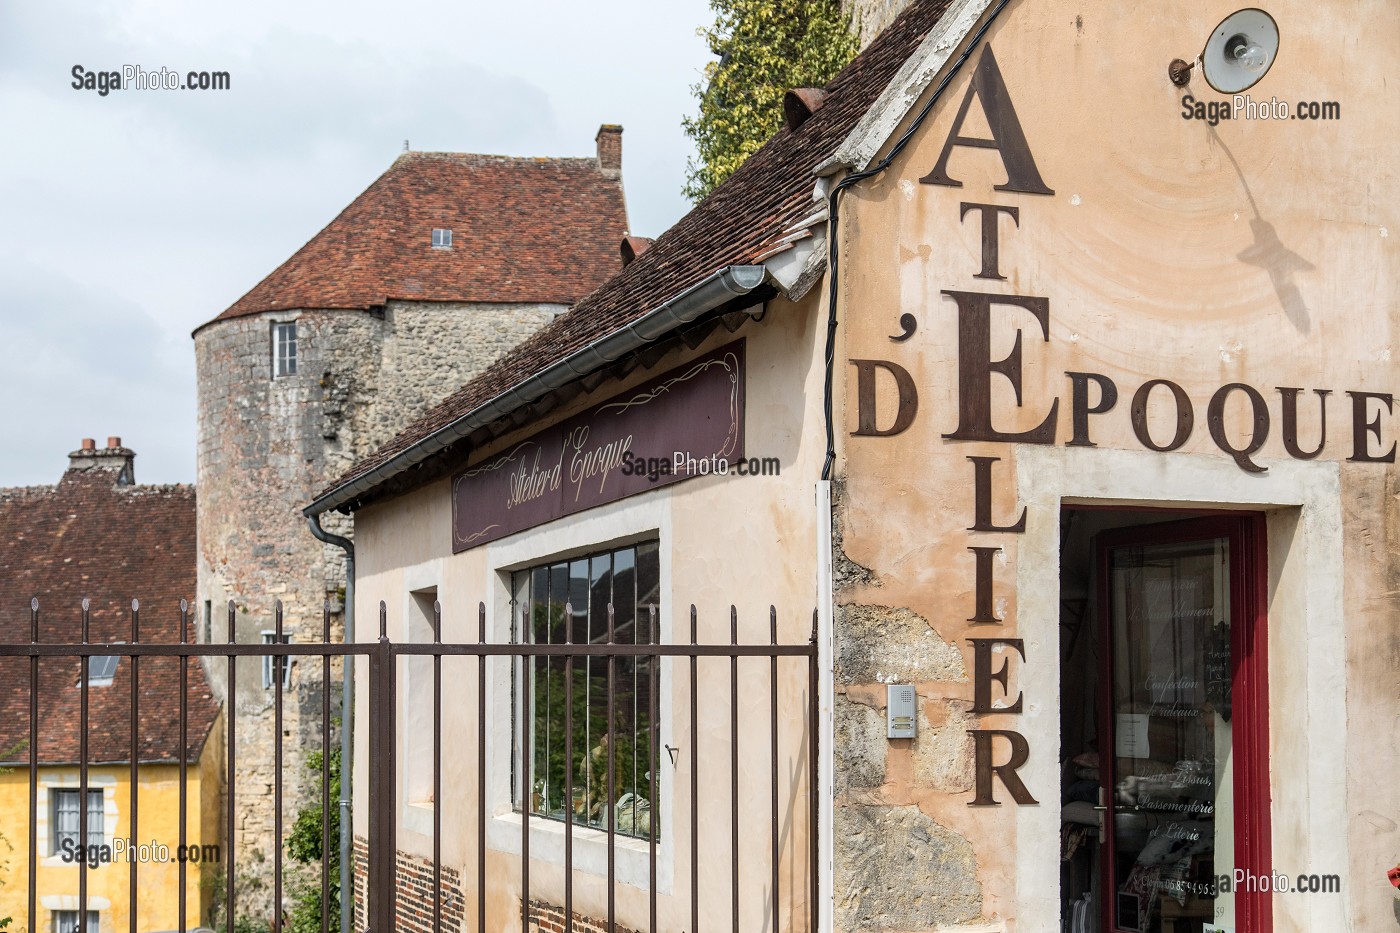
[307,514,354,933]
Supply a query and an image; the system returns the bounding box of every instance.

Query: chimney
[620,236,654,267]
[596,125,623,174]
[66,436,136,486]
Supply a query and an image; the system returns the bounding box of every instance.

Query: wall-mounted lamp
[1169,8,1280,93]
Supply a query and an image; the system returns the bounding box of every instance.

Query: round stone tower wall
[194,300,562,920]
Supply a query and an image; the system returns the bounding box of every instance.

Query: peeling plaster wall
[832,1,1397,930]
[193,299,559,912]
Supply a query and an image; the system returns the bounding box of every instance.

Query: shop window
[52,788,104,851]
[511,541,660,839]
[272,321,297,377]
[52,911,99,933]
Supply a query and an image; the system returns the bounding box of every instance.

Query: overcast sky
[0,0,713,487]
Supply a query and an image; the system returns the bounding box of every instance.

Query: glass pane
[1108,537,1231,933]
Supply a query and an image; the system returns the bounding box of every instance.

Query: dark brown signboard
[451,341,745,551]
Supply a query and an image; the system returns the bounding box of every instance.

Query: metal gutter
[304,264,768,516]
[306,513,355,933]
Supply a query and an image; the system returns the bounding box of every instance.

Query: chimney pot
[620,236,654,267]
[596,124,623,173]
[81,438,96,451]
[783,88,828,132]
[107,436,122,449]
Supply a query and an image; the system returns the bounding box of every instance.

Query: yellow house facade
[0,441,225,933]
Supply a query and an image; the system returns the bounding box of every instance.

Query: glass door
[1096,515,1271,933]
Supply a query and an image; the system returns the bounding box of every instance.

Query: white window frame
[271,321,297,378]
[261,631,292,689]
[52,910,100,933]
[51,787,104,852]
[431,227,453,249]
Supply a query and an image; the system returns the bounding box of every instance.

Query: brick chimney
[596,125,623,174]
[66,436,136,485]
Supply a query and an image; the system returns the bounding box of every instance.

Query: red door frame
[1091,511,1273,932]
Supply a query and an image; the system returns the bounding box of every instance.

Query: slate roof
[0,461,219,764]
[315,0,952,507]
[199,149,630,330]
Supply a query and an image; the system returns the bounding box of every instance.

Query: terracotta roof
[317,0,952,507]
[199,148,630,330]
[0,462,219,764]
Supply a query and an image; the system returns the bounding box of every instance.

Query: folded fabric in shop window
[614,792,651,836]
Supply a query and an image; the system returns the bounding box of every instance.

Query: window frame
[508,540,661,841]
[52,910,100,933]
[271,321,298,378]
[261,631,292,689]
[431,227,453,249]
[83,654,119,687]
[51,787,104,852]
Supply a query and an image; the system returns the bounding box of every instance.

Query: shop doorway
[1058,508,1272,933]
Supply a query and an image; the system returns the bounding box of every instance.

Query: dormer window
[83,655,119,687]
[431,228,453,249]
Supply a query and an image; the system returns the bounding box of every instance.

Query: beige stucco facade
[341,2,1396,932]
[350,290,828,933]
[830,1,1396,931]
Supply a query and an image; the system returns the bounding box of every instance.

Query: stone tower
[192,128,629,919]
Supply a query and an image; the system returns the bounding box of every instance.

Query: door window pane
[1108,537,1231,933]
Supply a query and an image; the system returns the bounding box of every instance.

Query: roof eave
[304,264,769,517]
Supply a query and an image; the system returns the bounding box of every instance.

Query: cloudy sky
[0,0,713,486]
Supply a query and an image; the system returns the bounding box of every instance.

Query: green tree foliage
[286,746,340,933]
[683,0,858,200]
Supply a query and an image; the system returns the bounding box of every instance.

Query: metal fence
[0,598,819,933]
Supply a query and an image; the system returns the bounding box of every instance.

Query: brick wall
[351,837,466,933]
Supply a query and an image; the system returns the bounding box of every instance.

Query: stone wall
[843,0,916,47]
[195,299,560,919]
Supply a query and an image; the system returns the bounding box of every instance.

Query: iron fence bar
[226,600,237,933]
[0,642,818,658]
[809,610,820,933]
[79,597,90,933]
[648,603,659,933]
[321,601,331,933]
[563,601,574,933]
[769,607,780,933]
[477,603,487,933]
[432,600,442,933]
[368,601,396,933]
[130,598,140,933]
[27,599,37,933]
[688,605,698,933]
[606,604,616,933]
[519,605,530,933]
[730,606,739,933]
[275,601,285,933]
[180,599,190,933]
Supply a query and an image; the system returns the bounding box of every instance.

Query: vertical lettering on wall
[968,547,1002,624]
[942,291,1059,444]
[968,456,1026,533]
[959,202,1020,280]
[968,638,1026,713]
[968,729,1038,806]
[919,45,1055,196]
